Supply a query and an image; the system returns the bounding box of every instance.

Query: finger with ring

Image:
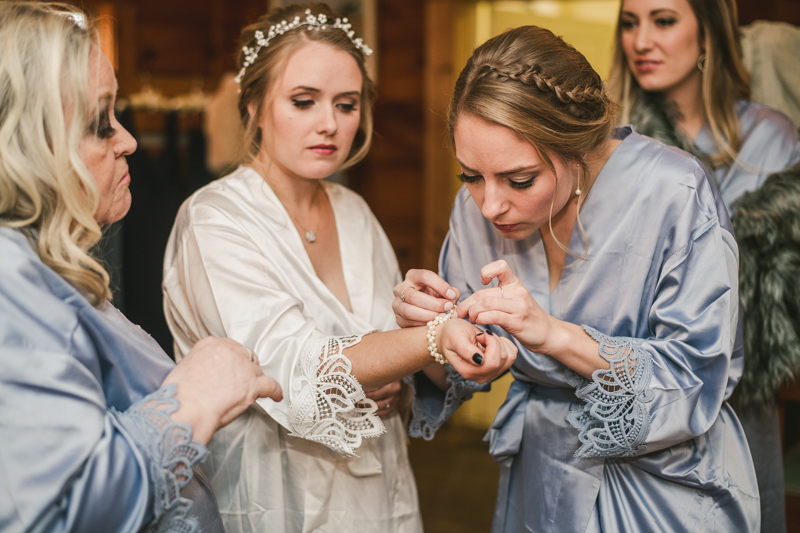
[400,285,413,302]
[246,348,257,362]
[499,279,519,299]
[384,400,391,409]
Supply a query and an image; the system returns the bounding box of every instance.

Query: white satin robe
[163,166,422,533]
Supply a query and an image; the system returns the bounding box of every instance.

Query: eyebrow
[456,159,540,176]
[291,86,361,98]
[621,8,677,17]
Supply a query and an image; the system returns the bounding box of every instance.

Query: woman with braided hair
[395,25,759,531]
[611,1,800,530]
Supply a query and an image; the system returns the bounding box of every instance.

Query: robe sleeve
[163,199,384,457]
[565,184,741,458]
[0,245,206,533]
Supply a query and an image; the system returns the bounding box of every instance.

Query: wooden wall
[349,0,427,274]
[76,0,267,97]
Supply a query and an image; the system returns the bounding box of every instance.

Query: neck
[664,74,705,140]
[252,151,322,214]
[576,137,620,201]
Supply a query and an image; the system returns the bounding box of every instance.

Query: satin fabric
[0,227,221,533]
[695,100,800,533]
[163,166,422,533]
[415,128,760,532]
[697,101,800,214]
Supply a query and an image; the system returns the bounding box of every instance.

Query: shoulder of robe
[737,100,798,142]
[0,228,83,352]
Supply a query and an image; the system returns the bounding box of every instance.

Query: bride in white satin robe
[163,166,421,532]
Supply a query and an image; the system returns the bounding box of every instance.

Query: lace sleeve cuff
[288,334,385,457]
[114,383,207,533]
[565,326,655,458]
[405,365,486,440]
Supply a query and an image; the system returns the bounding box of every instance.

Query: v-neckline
[251,169,371,321]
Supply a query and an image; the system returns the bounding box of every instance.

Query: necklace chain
[286,185,323,244]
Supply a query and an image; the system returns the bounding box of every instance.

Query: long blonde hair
[448,26,617,258]
[0,2,111,306]
[609,0,750,168]
[237,3,376,170]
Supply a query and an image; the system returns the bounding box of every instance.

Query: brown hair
[237,3,376,170]
[0,2,112,306]
[448,25,617,257]
[609,0,750,168]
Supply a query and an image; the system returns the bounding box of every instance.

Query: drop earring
[575,164,582,196]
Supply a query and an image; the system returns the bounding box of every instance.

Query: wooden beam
[422,0,457,271]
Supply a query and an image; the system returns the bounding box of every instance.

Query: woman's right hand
[393,269,460,328]
[163,337,283,444]
[438,318,517,384]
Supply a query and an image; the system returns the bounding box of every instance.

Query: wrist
[535,315,570,356]
[169,388,218,445]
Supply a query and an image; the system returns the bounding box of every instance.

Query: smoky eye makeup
[89,102,115,139]
[457,172,481,184]
[509,176,536,190]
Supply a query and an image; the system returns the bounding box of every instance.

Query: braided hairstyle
[448,26,616,177]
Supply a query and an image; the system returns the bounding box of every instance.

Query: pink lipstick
[310,144,337,156]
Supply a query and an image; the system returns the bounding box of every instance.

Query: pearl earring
[575,164,582,195]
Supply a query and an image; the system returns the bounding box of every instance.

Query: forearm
[538,317,607,379]
[345,326,439,391]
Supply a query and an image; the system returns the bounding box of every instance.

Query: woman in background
[163,4,515,532]
[0,3,282,532]
[611,0,800,529]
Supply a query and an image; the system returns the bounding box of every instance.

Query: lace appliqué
[566,326,655,458]
[406,365,485,440]
[115,384,207,533]
[289,334,385,457]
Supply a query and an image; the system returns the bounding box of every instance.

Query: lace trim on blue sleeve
[406,365,485,440]
[565,326,655,458]
[115,383,207,533]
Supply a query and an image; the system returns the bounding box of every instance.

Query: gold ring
[400,285,413,302]
[499,279,519,299]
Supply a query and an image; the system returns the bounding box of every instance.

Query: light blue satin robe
[695,101,800,533]
[0,227,221,533]
[408,127,760,532]
[698,101,800,214]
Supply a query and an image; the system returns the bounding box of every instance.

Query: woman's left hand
[457,260,555,353]
[365,380,402,417]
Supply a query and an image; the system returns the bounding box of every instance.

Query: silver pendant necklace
[305,231,316,243]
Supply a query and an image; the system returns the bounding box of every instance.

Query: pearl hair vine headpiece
[235,9,373,83]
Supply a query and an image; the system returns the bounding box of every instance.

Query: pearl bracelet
[427,309,455,365]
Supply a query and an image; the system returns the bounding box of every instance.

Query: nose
[316,103,338,136]
[480,179,510,220]
[632,23,652,53]
[115,123,137,157]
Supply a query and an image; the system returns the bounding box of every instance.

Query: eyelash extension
[292,99,314,108]
[457,173,481,184]
[338,103,358,112]
[90,107,116,139]
[510,178,535,190]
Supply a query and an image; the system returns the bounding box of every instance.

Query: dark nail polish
[473,353,484,365]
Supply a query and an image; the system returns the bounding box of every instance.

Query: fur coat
[630,92,800,409]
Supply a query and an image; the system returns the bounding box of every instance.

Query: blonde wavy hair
[0,2,111,306]
[237,3,376,170]
[448,26,617,258]
[609,0,751,168]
